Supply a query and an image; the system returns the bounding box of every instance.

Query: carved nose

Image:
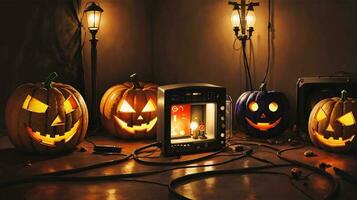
[51,115,64,126]
[260,113,267,119]
[137,115,143,120]
[326,124,334,132]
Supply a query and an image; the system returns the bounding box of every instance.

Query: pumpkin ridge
[18,86,37,152]
[63,86,88,144]
[101,85,127,116]
[30,88,50,153]
[55,87,76,150]
[61,87,82,149]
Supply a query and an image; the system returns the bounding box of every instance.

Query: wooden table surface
[0,132,356,200]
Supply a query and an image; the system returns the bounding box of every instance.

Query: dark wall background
[0,0,83,131]
[81,0,154,107]
[151,0,357,125]
[1,0,357,131]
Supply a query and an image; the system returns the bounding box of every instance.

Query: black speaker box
[296,75,357,140]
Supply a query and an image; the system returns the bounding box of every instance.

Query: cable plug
[333,167,357,184]
[319,162,331,170]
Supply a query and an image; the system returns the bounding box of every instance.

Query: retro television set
[157,83,226,156]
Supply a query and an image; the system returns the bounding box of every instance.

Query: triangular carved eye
[64,96,78,114]
[22,95,48,113]
[142,99,156,113]
[338,112,356,126]
[119,100,136,113]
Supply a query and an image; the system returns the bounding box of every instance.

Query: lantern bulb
[231,10,241,28]
[190,121,198,131]
[87,11,101,30]
[246,10,256,28]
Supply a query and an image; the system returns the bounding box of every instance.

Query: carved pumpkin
[100,74,158,139]
[235,83,289,138]
[308,90,357,153]
[5,72,88,154]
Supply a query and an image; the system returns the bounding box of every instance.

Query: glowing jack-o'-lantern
[5,72,88,154]
[100,74,158,139]
[235,83,289,138]
[308,90,357,153]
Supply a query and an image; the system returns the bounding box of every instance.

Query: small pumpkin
[5,72,88,154]
[308,90,357,153]
[100,73,158,139]
[235,83,289,138]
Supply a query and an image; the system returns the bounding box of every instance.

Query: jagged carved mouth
[25,120,80,147]
[114,116,157,134]
[245,117,282,131]
[313,130,355,147]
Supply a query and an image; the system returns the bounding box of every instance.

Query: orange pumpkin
[5,72,88,154]
[308,90,357,153]
[100,74,158,139]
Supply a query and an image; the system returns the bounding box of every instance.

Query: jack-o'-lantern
[235,83,289,138]
[308,90,357,153]
[5,72,88,154]
[100,73,158,139]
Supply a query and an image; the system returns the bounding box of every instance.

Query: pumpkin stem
[44,72,58,89]
[259,82,267,92]
[341,90,348,101]
[130,73,142,89]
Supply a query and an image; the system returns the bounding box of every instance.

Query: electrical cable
[168,141,340,200]
[37,153,132,177]
[242,45,253,90]
[169,164,295,200]
[132,142,229,166]
[0,147,251,188]
[0,140,340,200]
[235,7,253,91]
[262,0,272,84]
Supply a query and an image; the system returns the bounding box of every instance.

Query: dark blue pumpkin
[235,83,289,138]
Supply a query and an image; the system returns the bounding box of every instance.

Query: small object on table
[288,138,301,146]
[78,147,87,152]
[24,161,32,167]
[304,150,317,157]
[290,167,302,179]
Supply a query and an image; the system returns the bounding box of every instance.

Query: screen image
[170,103,216,144]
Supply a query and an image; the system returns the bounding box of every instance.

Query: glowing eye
[269,102,278,112]
[22,95,48,113]
[64,96,78,114]
[119,100,136,113]
[248,101,259,112]
[142,99,156,112]
[337,112,356,126]
[315,109,327,121]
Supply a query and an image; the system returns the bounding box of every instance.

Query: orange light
[84,2,103,31]
[231,9,241,28]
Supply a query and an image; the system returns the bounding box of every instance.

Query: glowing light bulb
[190,121,198,131]
[246,10,256,28]
[87,11,101,30]
[231,10,241,28]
